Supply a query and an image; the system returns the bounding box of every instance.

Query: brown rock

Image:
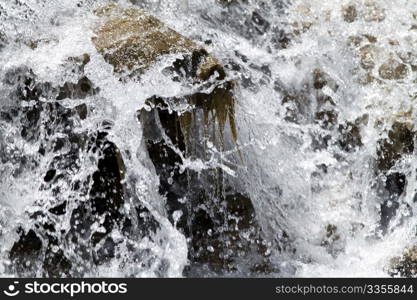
[378,59,408,80]
[292,22,313,36]
[359,45,376,70]
[376,121,415,171]
[363,34,377,43]
[92,4,224,81]
[359,72,375,85]
[364,1,386,22]
[342,5,357,23]
[347,35,363,48]
[397,51,417,71]
[313,68,330,89]
[389,246,417,277]
[93,4,237,149]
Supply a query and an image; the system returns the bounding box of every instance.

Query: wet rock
[363,1,386,22]
[142,82,238,151]
[376,122,415,171]
[93,5,225,81]
[9,127,159,276]
[379,172,406,229]
[91,4,263,275]
[4,55,96,103]
[379,59,408,80]
[9,229,43,276]
[43,246,72,278]
[375,122,415,232]
[92,3,271,275]
[363,34,377,43]
[281,92,310,124]
[281,68,339,129]
[389,39,399,46]
[389,246,417,277]
[291,22,313,37]
[57,55,98,100]
[57,77,96,100]
[342,5,357,23]
[4,67,56,102]
[141,90,271,274]
[358,72,377,85]
[312,70,339,131]
[338,121,363,152]
[247,10,271,35]
[88,134,126,245]
[182,191,274,275]
[313,68,339,92]
[138,74,270,275]
[359,45,376,70]
[397,51,417,72]
[271,27,292,49]
[75,103,88,120]
[3,67,161,277]
[0,31,7,51]
[321,224,343,257]
[347,35,363,48]
[315,110,338,130]
[313,68,329,89]
[217,0,247,6]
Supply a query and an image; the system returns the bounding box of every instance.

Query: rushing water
[1,0,417,277]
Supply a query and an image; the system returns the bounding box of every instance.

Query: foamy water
[1,0,417,277]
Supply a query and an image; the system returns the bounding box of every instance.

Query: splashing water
[1,0,417,277]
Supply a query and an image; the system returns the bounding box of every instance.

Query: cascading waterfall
[1,0,417,277]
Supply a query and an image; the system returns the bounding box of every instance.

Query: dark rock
[338,121,363,152]
[315,110,338,130]
[57,76,97,100]
[9,229,43,276]
[281,92,310,124]
[0,31,7,51]
[377,122,414,171]
[379,173,405,230]
[140,89,272,275]
[313,68,329,89]
[44,169,56,182]
[43,246,72,278]
[375,122,415,232]
[4,67,160,277]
